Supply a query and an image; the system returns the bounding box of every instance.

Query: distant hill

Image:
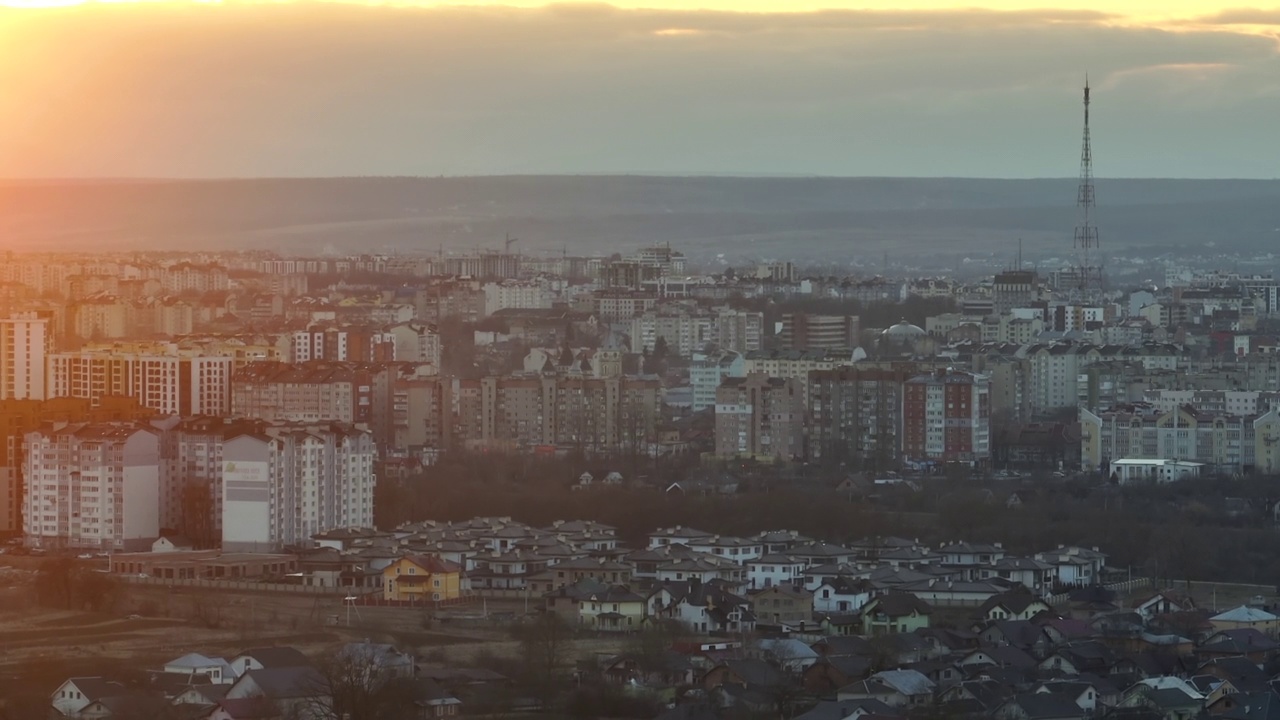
[0,176,1277,261]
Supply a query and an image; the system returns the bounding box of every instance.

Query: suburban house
[221,666,330,719]
[837,669,937,707]
[51,678,127,718]
[546,579,646,631]
[1210,606,1280,636]
[230,647,313,676]
[860,593,933,636]
[158,652,238,685]
[382,555,464,602]
[751,585,814,628]
[814,577,874,615]
[978,588,1054,621]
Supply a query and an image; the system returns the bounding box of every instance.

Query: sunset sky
[0,1,1278,178]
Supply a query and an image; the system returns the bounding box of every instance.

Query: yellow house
[383,555,463,602]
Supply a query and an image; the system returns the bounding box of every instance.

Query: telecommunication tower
[1073,78,1101,296]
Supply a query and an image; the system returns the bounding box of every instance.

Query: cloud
[0,3,1277,178]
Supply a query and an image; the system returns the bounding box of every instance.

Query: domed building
[878,319,933,356]
[882,320,926,339]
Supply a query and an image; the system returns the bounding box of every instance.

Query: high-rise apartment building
[807,364,921,468]
[23,422,162,550]
[0,312,49,400]
[48,349,233,416]
[778,314,860,351]
[221,422,376,552]
[902,370,991,465]
[714,373,805,461]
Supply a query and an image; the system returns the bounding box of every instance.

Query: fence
[118,575,351,596]
[1045,576,1151,607]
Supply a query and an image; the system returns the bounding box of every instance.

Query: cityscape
[5,0,1280,719]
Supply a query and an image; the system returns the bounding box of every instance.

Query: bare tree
[290,647,419,720]
[512,613,575,710]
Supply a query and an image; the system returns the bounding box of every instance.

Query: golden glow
[0,0,1266,25]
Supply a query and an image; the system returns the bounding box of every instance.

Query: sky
[0,2,1278,178]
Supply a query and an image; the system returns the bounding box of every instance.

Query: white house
[648,526,716,549]
[747,554,807,590]
[814,578,874,615]
[1035,546,1108,587]
[162,653,238,685]
[51,678,126,718]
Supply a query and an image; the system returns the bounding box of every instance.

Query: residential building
[221,422,376,552]
[23,422,161,550]
[0,312,48,400]
[1079,404,1280,475]
[902,370,991,465]
[714,373,805,461]
[778,313,860,351]
[807,364,920,468]
[690,351,744,412]
[992,271,1038,315]
[48,346,233,416]
[383,555,464,602]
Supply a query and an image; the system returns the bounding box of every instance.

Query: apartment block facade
[23,422,161,550]
[901,370,991,465]
[714,373,805,461]
[221,422,376,552]
[48,349,233,416]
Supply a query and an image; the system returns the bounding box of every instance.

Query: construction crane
[504,234,519,253]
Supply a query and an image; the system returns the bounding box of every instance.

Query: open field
[0,569,632,706]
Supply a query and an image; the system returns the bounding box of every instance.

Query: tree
[179,480,217,548]
[512,613,575,710]
[291,647,419,720]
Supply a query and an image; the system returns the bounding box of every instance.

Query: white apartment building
[482,281,553,316]
[630,312,712,356]
[48,350,233,416]
[0,312,48,400]
[23,422,161,550]
[690,351,745,412]
[388,322,441,366]
[221,423,376,552]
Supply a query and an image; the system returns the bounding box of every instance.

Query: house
[747,553,808,589]
[1209,606,1280,637]
[861,593,933,637]
[153,535,196,553]
[1132,591,1195,621]
[172,684,231,709]
[222,666,331,719]
[794,699,902,720]
[977,620,1054,657]
[802,656,873,694]
[578,587,647,633]
[977,586,1049,620]
[1118,683,1203,720]
[230,647,312,676]
[160,652,238,685]
[818,613,864,637]
[1197,628,1280,662]
[382,555,463,602]
[210,697,287,720]
[751,585,814,628]
[1035,546,1107,587]
[384,677,463,718]
[702,658,785,691]
[995,692,1086,720]
[814,577,874,615]
[939,679,1016,714]
[837,669,936,707]
[959,646,1039,673]
[1040,641,1115,676]
[51,678,127,718]
[647,579,756,634]
[753,638,820,672]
